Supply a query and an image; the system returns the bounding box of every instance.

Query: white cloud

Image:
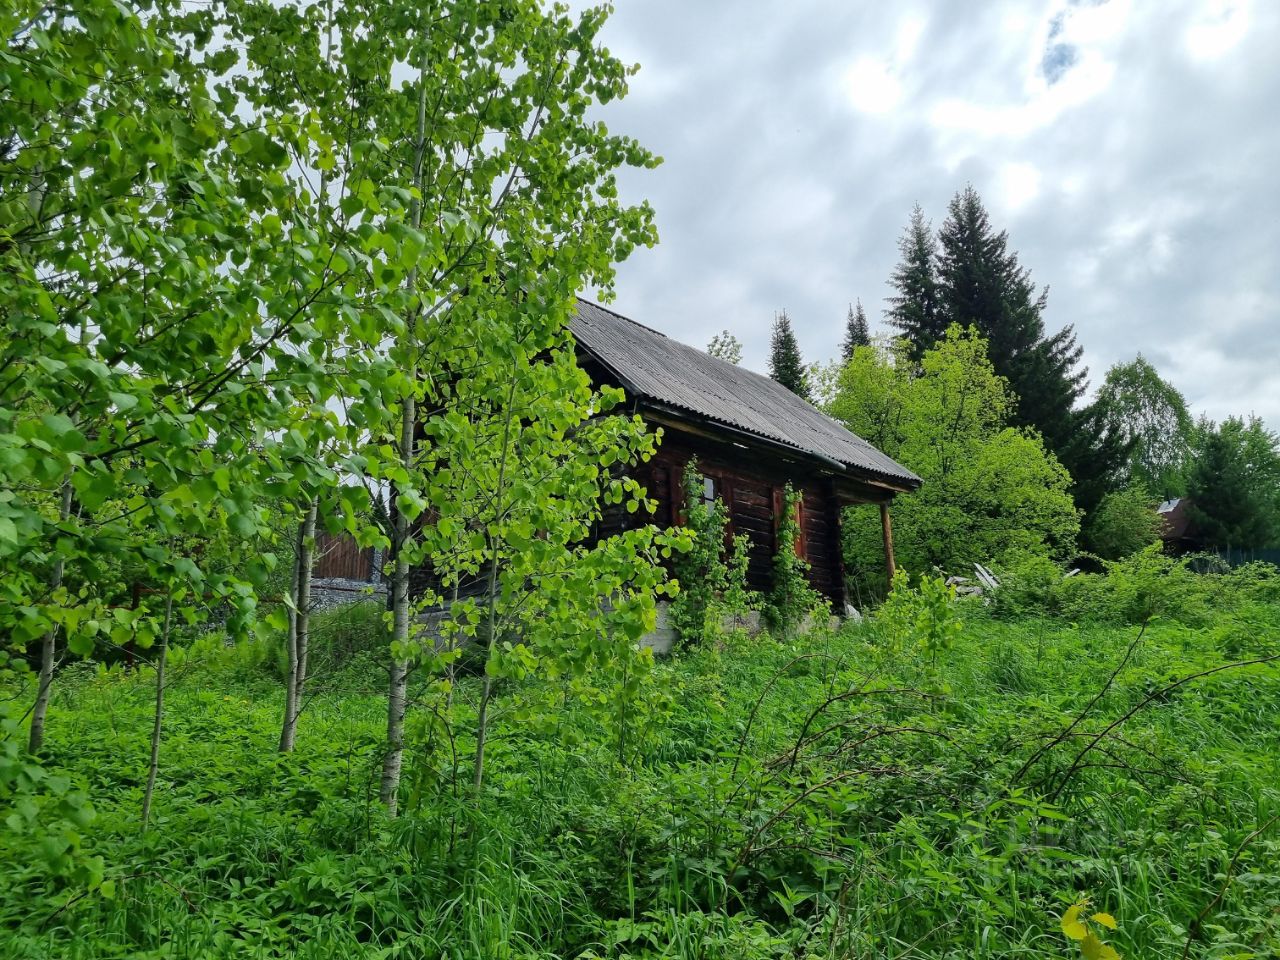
[998,162,1042,213]
[840,58,903,115]
[1184,0,1251,61]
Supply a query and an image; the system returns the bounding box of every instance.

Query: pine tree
[768,310,810,401]
[841,300,870,362]
[885,204,944,359]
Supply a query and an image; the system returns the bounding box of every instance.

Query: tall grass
[4,587,1279,958]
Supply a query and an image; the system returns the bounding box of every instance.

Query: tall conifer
[933,186,1098,478]
[841,300,870,361]
[768,310,810,401]
[885,204,944,359]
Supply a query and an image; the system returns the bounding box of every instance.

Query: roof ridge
[581,297,787,393]
[576,296,669,339]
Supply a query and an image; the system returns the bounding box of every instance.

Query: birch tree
[2,0,380,754]
[223,0,675,809]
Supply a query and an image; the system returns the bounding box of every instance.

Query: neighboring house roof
[1157,496,1197,542]
[571,299,921,490]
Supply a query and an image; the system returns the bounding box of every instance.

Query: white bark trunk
[28,480,71,755]
[378,38,431,816]
[141,593,173,831]
[379,396,414,815]
[279,501,316,753]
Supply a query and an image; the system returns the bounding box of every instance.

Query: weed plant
[3,569,1278,958]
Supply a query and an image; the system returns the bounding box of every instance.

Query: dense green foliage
[1093,356,1196,498]
[1084,487,1165,561]
[761,485,825,639]
[767,311,810,401]
[4,566,1278,958]
[883,191,1128,522]
[1187,416,1280,550]
[668,461,754,644]
[829,328,1079,599]
[3,0,680,814]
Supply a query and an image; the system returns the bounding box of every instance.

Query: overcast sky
[582,0,1279,425]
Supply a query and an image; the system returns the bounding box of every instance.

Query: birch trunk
[295,500,317,712]
[278,521,303,752]
[379,42,430,815]
[27,479,72,755]
[379,395,415,815]
[279,500,316,753]
[141,593,173,831]
[472,369,519,790]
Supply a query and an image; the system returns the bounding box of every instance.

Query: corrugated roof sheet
[571,299,921,488]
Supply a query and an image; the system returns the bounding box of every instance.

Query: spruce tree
[768,310,810,401]
[933,186,1099,476]
[885,204,944,359]
[1186,426,1271,549]
[841,299,870,362]
[1059,399,1132,520]
[1187,416,1280,549]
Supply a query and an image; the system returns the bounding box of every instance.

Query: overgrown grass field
[5,559,1280,958]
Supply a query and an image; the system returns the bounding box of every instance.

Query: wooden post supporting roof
[880,502,896,590]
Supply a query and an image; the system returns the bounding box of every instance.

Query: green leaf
[109,392,139,411]
[67,630,96,657]
[1060,903,1088,941]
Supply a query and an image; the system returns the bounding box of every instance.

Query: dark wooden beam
[880,502,896,590]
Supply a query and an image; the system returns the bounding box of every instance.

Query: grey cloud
[582,0,1279,426]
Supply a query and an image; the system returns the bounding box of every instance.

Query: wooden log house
[572,300,921,608]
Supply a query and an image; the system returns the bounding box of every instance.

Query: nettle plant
[764,484,825,640]
[669,460,755,644]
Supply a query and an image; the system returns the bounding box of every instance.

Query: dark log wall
[726,474,777,591]
[631,427,847,606]
[800,486,842,603]
[314,531,375,582]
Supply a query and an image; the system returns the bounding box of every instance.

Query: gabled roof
[571,299,921,490]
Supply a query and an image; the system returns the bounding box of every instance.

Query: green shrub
[992,544,1278,626]
[1083,487,1163,560]
[0,706,106,932]
[763,485,825,639]
[988,551,1072,620]
[872,570,963,664]
[670,460,756,644]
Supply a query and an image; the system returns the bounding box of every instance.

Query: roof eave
[641,400,920,495]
